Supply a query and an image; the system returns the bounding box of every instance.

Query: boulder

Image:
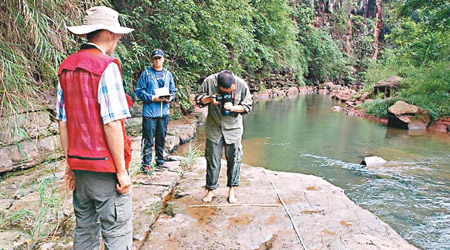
[285,87,299,97]
[324,81,335,90]
[331,106,343,112]
[360,92,370,101]
[428,117,450,132]
[346,100,356,106]
[374,76,403,97]
[270,89,284,98]
[129,101,143,117]
[387,101,430,130]
[361,156,387,167]
[252,90,271,100]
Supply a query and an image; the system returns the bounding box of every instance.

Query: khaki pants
[205,138,242,190]
[73,171,132,250]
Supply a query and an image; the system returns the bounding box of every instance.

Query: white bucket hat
[67,6,133,37]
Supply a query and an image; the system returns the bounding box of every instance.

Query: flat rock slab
[141,158,418,250]
[0,153,418,249]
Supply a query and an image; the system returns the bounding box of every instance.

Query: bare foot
[202,190,215,203]
[228,187,238,204]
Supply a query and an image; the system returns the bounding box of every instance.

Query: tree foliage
[364,0,450,119]
[112,0,309,112]
[2,0,446,121]
[399,0,450,31]
[294,4,350,84]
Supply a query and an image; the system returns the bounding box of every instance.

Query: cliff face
[311,0,383,60]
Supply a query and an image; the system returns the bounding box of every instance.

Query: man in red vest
[56,6,134,249]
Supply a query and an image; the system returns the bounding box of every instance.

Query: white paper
[154,87,170,98]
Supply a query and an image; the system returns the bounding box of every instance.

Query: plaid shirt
[56,62,130,124]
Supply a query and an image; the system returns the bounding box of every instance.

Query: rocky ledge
[0,155,419,250]
[140,158,418,250]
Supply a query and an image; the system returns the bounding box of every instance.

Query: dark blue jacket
[136,67,176,118]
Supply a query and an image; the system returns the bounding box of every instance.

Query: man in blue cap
[136,49,177,173]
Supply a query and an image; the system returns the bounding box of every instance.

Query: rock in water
[332,106,343,112]
[361,156,387,166]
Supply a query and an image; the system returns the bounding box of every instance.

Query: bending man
[195,70,252,203]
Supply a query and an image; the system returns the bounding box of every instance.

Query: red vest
[58,48,131,173]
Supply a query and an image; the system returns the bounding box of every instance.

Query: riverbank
[0,95,422,249]
[141,158,418,250]
[0,142,419,250]
[319,81,450,132]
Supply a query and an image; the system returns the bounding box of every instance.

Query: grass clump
[179,143,201,170]
[0,0,109,133]
[359,98,398,118]
[163,202,176,218]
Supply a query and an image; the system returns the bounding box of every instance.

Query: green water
[182,94,450,250]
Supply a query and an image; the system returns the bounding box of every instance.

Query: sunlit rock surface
[141,158,418,250]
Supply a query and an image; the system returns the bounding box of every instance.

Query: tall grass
[0,0,109,133]
[398,62,450,119]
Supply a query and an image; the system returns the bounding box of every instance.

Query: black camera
[215,92,234,116]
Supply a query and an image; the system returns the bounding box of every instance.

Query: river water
[179,94,450,250]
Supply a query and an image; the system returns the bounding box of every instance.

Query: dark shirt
[155,69,165,88]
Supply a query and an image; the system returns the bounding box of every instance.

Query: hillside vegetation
[1,0,448,123]
[362,0,450,119]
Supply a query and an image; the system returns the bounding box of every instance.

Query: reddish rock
[253,90,272,100]
[346,109,366,117]
[332,106,343,112]
[428,117,450,132]
[286,87,299,97]
[345,100,356,106]
[1,135,61,173]
[324,81,335,90]
[270,89,284,98]
[141,159,419,250]
[388,101,419,115]
[0,111,52,145]
[387,101,430,130]
[360,92,370,101]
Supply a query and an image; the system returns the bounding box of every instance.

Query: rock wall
[0,101,197,174]
[243,67,298,92]
[310,0,383,61]
[0,107,61,173]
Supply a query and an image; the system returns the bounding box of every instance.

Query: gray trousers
[73,171,133,250]
[205,138,242,190]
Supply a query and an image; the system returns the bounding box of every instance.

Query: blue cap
[151,49,164,58]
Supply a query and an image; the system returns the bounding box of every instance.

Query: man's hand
[64,164,75,191]
[209,95,220,106]
[163,96,173,103]
[224,102,234,111]
[116,171,132,194]
[152,96,164,102]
